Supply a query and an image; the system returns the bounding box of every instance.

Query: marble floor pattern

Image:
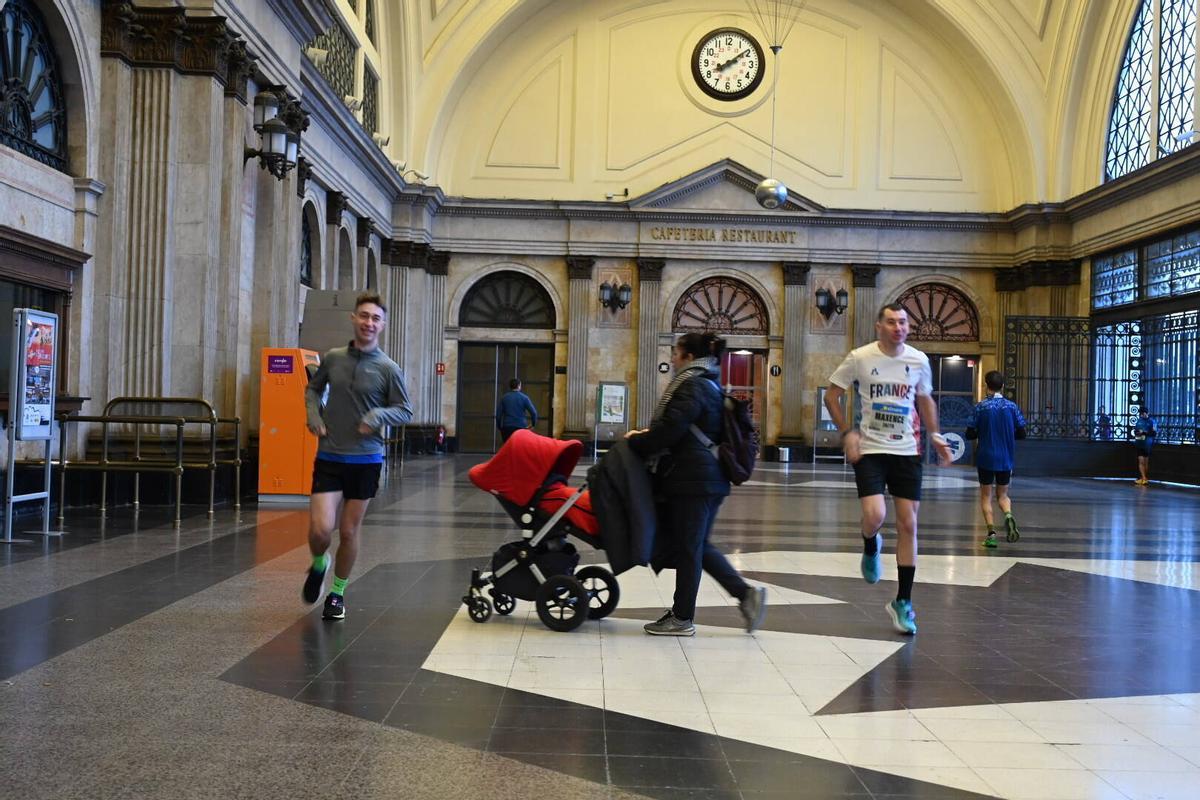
[2,456,1199,799]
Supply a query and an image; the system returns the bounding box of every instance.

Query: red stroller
[465,429,620,632]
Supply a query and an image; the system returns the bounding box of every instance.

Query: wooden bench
[56,397,241,525]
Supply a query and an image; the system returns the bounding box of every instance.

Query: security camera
[342,94,363,112]
[391,159,406,172]
[304,47,328,68]
[402,168,429,182]
[1176,130,1198,143]
[372,133,390,147]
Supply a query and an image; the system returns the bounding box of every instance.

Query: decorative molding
[0,225,90,294]
[426,250,450,276]
[263,0,336,46]
[224,38,255,102]
[326,191,347,225]
[356,217,375,248]
[635,257,664,282]
[994,260,1082,292]
[295,156,312,199]
[566,256,594,281]
[782,261,811,286]
[388,241,429,270]
[100,2,240,86]
[851,265,880,288]
[632,158,823,213]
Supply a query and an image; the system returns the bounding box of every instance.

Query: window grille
[362,67,378,134]
[672,277,768,335]
[1091,249,1138,309]
[308,23,356,99]
[460,272,555,329]
[365,0,376,45]
[0,0,68,173]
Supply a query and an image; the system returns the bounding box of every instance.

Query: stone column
[851,266,881,347]
[325,191,347,289]
[426,250,449,427]
[780,262,810,440]
[635,258,664,428]
[356,217,374,291]
[564,256,594,438]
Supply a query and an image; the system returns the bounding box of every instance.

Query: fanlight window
[460,271,555,329]
[0,0,68,173]
[672,277,768,335]
[1105,0,1197,181]
[894,283,980,342]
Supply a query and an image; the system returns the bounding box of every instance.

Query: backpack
[690,380,759,485]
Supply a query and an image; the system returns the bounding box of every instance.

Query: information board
[11,309,58,441]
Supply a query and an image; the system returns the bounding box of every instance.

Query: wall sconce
[246,88,307,181]
[815,286,849,319]
[599,280,632,312]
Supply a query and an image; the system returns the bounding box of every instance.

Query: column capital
[224,38,255,102]
[635,258,664,282]
[326,191,347,225]
[356,217,375,247]
[295,157,312,199]
[102,2,243,88]
[851,265,881,288]
[782,262,811,286]
[426,250,450,276]
[566,256,595,281]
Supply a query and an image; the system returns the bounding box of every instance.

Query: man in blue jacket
[965,371,1026,548]
[495,378,537,443]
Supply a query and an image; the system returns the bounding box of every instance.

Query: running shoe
[302,559,328,604]
[885,599,917,635]
[738,586,768,634]
[861,534,883,584]
[322,593,345,620]
[1004,515,1020,543]
[643,610,695,636]
[982,532,998,548]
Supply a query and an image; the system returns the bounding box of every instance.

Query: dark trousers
[669,495,749,621]
[500,427,520,443]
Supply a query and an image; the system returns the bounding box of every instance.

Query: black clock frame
[690,27,766,102]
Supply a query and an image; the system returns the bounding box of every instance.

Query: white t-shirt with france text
[828,342,933,456]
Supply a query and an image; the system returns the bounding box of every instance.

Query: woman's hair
[675,332,727,360]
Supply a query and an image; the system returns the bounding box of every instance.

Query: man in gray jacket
[302,292,413,620]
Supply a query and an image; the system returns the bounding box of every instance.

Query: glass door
[456,343,553,452]
[721,349,767,431]
[925,354,978,464]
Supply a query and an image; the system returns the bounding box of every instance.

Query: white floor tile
[817,715,936,741]
[912,704,1018,721]
[1056,743,1199,773]
[710,712,827,740]
[944,740,1084,770]
[1098,703,1200,727]
[604,688,709,715]
[700,692,809,717]
[974,767,1129,800]
[864,766,995,795]
[639,709,716,733]
[1026,719,1154,746]
[1095,770,1200,800]
[1002,700,1122,724]
[921,716,1045,743]
[835,737,967,767]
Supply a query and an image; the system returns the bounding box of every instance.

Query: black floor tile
[608,756,738,791]
[487,726,607,755]
[852,766,999,799]
[498,752,610,785]
[492,703,605,730]
[605,728,726,760]
[727,758,868,795]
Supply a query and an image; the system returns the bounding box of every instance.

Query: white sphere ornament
[755,178,788,209]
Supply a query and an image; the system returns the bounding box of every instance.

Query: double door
[457,343,553,452]
[925,354,978,463]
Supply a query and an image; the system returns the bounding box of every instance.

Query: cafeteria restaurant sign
[646,225,797,244]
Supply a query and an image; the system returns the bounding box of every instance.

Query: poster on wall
[598,383,627,424]
[10,309,58,441]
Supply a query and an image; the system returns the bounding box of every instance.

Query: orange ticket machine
[258,348,320,500]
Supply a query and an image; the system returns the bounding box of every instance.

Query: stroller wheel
[490,592,516,616]
[576,566,620,620]
[534,575,589,632]
[467,596,493,623]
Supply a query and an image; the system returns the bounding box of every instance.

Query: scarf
[651,356,719,423]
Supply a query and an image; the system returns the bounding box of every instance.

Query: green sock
[1004,512,1014,520]
[312,553,328,571]
[331,576,348,597]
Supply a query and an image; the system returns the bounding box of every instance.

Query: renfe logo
[267,355,294,374]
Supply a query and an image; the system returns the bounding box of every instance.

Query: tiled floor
[2,456,1199,799]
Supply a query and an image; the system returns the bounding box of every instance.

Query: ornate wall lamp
[598,280,632,313]
[815,286,849,319]
[245,87,309,180]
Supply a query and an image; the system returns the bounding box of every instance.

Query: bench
[56,396,241,525]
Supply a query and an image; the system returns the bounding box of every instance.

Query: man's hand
[842,430,862,463]
[357,421,374,435]
[930,433,952,466]
[624,428,647,439]
[307,422,326,437]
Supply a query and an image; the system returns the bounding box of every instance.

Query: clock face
[691,27,765,101]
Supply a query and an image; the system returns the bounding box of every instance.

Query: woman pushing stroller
[626,332,768,636]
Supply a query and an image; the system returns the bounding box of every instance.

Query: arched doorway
[671,276,770,428]
[894,282,982,462]
[456,270,556,452]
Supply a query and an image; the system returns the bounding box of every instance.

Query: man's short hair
[985,370,1005,392]
[509,378,521,390]
[877,302,906,321]
[355,292,386,314]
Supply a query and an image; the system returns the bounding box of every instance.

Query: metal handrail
[56,396,241,526]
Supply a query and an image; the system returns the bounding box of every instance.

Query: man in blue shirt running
[965,371,1026,548]
[495,378,538,443]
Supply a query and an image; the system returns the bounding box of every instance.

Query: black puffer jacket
[627,366,729,497]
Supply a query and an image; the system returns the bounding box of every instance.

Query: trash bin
[777,447,790,462]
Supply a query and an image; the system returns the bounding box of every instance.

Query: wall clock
[690,27,765,102]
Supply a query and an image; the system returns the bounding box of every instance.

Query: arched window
[300,213,313,287]
[672,277,768,335]
[1105,0,1197,182]
[894,283,980,342]
[0,0,68,173]
[460,271,555,328]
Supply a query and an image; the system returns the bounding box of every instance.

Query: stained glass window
[672,278,769,335]
[1105,0,1199,182]
[0,0,67,173]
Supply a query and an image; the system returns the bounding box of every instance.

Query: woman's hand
[624,428,647,439]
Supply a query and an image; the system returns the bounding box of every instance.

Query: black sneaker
[302,559,328,604]
[322,593,345,620]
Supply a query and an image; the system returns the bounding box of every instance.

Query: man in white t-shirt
[824,303,952,635]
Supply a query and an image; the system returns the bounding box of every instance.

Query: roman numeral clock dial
[691,27,766,102]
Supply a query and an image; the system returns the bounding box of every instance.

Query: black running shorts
[311,458,382,500]
[853,453,923,501]
[977,468,1012,486]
